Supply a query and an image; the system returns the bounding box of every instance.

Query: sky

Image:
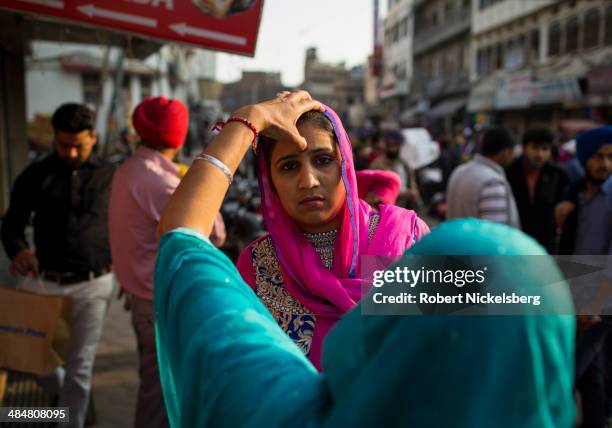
[215,0,382,87]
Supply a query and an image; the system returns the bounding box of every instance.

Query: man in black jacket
[1,103,116,428]
[506,128,569,254]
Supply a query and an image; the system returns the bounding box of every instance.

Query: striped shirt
[478,180,511,224]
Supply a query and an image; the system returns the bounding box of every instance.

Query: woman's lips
[299,196,325,209]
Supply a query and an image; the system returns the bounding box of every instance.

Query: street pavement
[91,288,139,428]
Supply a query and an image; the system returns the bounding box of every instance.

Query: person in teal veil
[155,91,576,427]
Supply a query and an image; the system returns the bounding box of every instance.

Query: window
[565,16,578,53]
[141,76,152,99]
[82,74,101,107]
[485,46,494,73]
[605,5,612,45]
[548,22,561,56]
[530,30,540,63]
[477,48,485,75]
[400,17,408,38]
[583,9,601,49]
[480,0,504,10]
[442,55,449,78]
[504,38,524,69]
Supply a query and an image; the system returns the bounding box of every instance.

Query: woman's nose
[297,166,320,189]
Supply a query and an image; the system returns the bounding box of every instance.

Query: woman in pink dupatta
[236,102,429,370]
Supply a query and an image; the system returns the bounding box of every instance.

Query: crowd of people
[349,118,612,428]
[0,90,610,427]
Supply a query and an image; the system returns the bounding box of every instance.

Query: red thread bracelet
[213,117,259,152]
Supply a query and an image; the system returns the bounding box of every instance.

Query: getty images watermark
[371,265,541,307]
[360,255,610,316]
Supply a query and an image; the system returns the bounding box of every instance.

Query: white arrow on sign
[16,0,64,8]
[78,4,157,28]
[170,23,246,47]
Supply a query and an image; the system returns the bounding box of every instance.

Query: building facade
[380,0,414,122]
[469,0,612,137]
[411,0,472,134]
[220,71,289,114]
[26,42,217,150]
[302,47,364,123]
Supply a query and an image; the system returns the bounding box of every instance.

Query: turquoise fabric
[154,219,575,428]
[154,231,325,428]
[322,219,575,428]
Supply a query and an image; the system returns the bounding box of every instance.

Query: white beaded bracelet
[193,154,233,185]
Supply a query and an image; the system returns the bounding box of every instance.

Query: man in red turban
[132,96,189,149]
[109,96,188,428]
[356,169,402,209]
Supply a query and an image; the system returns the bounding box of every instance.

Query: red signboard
[0,0,263,56]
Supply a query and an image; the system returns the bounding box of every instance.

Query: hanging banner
[0,0,264,56]
[495,70,533,110]
[532,78,582,105]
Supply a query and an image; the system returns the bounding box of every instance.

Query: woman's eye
[315,156,334,166]
[280,162,297,172]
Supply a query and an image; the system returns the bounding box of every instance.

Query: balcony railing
[414,9,471,55]
[412,70,470,99]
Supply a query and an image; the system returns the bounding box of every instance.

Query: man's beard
[586,169,610,186]
[386,151,399,160]
[525,158,544,169]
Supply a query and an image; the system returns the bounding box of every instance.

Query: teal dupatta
[154,221,575,428]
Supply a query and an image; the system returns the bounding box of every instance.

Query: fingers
[11,260,29,276]
[296,99,324,115]
[258,90,324,150]
[285,90,312,102]
[15,254,39,277]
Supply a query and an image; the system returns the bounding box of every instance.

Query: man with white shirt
[446,127,520,228]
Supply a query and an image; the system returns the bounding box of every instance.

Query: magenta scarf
[245,105,427,370]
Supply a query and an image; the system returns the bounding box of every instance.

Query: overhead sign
[532,78,582,105]
[495,70,532,110]
[0,0,264,56]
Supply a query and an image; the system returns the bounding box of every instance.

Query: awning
[427,98,466,118]
[468,74,496,112]
[559,120,602,135]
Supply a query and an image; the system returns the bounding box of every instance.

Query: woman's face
[269,122,346,233]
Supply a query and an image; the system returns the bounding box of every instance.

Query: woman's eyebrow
[275,148,334,165]
[275,154,297,165]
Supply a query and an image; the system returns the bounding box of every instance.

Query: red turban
[356,170,402,205]
[132,97,189,148]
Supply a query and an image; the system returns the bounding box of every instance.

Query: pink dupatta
[237,105,428,370]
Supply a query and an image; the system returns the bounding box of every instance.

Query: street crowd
[1,91,610,427]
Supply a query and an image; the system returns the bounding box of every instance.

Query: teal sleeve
[154,230,326,428]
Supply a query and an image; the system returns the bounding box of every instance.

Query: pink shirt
[109,145,180,301]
